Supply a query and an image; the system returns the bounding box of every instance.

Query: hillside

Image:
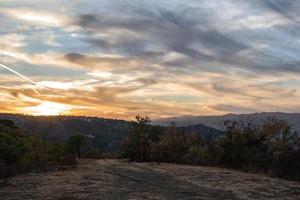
[0,114,133,152]
[154,112,300,133]
[0,114,222,152]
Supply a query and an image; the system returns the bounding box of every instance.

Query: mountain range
[153,112,300,133]
[3,112,297,152]
[0,113,222,152]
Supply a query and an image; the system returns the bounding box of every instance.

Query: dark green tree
[126,115,151,162]
[66,134,85,158]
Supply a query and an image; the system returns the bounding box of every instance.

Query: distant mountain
[153,112,300,133]
[177,123,224,139]
[0,113,222,152]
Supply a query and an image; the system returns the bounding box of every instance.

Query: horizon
[1,111,300,122]
[1,0,300,119]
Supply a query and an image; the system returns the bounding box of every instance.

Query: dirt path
[0,159,299,200]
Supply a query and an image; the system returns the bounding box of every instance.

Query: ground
[1,159,300,200]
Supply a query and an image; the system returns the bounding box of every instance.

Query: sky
[0,0,300,119]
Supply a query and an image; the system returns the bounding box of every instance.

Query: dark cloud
[77,14,98,27]
[74,7,249,64]
[262,0,300,24]
[72,4,300,76]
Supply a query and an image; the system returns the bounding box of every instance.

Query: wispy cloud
[0,0,300,118]
[0,8,69,27]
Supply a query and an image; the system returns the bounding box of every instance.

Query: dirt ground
[0,159,300,200]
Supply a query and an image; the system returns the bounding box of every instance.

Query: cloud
[1,0,300,118]
[1,69,300,119]
[0,8,69,27]
[260,0,300,24]
[74,9,249,59]
[63,52,148,71]
[72,4,300,77]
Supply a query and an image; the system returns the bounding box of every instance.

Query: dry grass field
[1,159,300,200]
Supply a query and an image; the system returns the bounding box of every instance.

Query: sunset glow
[24,102,71,116]
[0,0,300,119]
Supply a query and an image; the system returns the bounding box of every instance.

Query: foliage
[121,116,300,181]
[218,117,300,180]
[0,120,77,182]
[121,115,152,162]
[65,134,85,158]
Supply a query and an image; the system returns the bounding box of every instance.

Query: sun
[25,101,71,116]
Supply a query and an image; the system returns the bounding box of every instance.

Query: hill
[0,114,222,152]
[0,114,132,152]
[154,112,300,133]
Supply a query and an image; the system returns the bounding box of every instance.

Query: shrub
[0,120,77,181]
[219,118,300,180]
[120,116,300,181]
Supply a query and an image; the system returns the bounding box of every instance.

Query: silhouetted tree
[219,117,300,180]
[66,134,85,158]
[120,116,300,181]
[124,115,152,162]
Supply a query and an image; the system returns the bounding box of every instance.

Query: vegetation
[2,114,300,182]
[218,118,300,180]
[121,116,150,162]
[121,116,300,181]
[0,113,132,152]
[0,120,77,183]
[120,115,164,162]
[65,134,85,158]
[0,114,222,153]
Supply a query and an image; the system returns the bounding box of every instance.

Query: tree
[66,134,85,158]
[0,120,77,182]
[126,115,151,162]
[0,132,22,183]
[219,117,300,178]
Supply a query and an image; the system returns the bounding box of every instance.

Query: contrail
[0,63,41,95]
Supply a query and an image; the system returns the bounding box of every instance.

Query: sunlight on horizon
[24,101,72,116]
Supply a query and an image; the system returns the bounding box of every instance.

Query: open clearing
[1,159,300,200]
